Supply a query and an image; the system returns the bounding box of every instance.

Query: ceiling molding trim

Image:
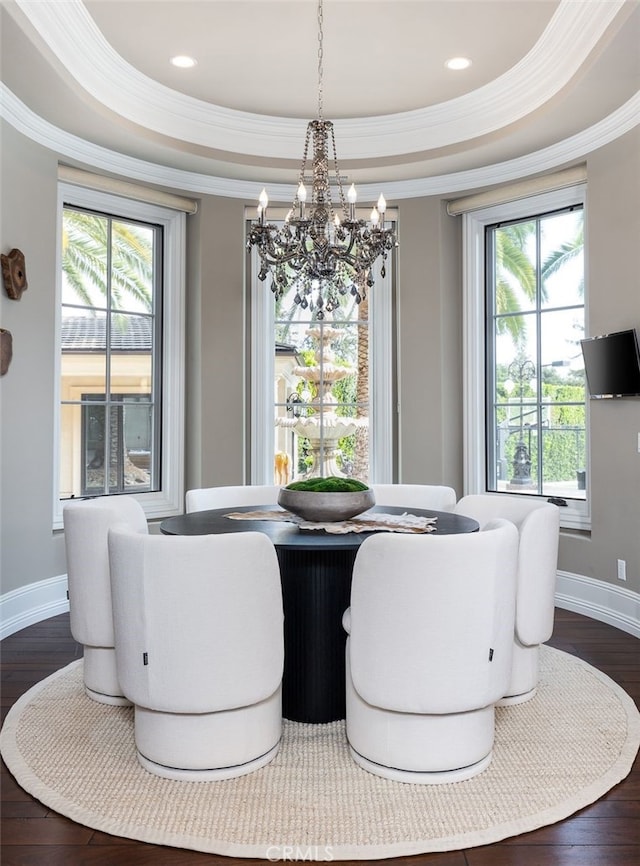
[2,84,638,202]
[14,0,627,160]
[419,90,640,199]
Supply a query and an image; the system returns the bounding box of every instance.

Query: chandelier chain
[317,0,324,121]
[330,123,347,214]
[296,123,313,194]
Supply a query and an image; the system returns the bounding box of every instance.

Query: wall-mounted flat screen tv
[580,328,640,398]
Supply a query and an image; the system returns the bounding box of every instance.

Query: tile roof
[61,315,152,351]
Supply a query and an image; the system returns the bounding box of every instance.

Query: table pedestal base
[277,547,356,723]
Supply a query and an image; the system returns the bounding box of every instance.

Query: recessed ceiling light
[170,55,197,69]
[445,57,472,71]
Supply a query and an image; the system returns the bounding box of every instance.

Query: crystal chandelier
[247,0,397,319]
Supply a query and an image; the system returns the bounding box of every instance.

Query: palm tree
[62,209,152,311]
[541,223,584,294]
[494,221,536,349]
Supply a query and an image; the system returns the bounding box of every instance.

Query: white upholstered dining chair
[185,484,282,513]
[454,494,560,704]
[370,483,457,512]
[343,519,519,784]
[108,526,284,780]
[62,495,148,705]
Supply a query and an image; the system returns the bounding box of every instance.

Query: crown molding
[14,0,627,160]
[2,84,639,202]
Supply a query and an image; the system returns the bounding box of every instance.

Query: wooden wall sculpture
[0,329,13,376]
[1,248,28,300]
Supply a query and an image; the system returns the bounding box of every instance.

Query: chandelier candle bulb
[377,194,386,226]
[348,183,357,220]
[257,189,269,225]
[297,182,307,218]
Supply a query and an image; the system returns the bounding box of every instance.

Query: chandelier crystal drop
[247,0,397,319]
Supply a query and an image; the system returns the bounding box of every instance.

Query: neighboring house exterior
[60,317,152,498]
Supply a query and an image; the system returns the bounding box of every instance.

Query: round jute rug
[1,646,638,861]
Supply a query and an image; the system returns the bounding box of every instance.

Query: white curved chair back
[454,493,560,702]
[370,484,457,512]
[108,527,284,779]
[349,519,518,713]
[62,495,148,704]
[186,484,282,513]
[344,519,519,782]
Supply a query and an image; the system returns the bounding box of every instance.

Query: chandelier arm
[256,231,316,266]
[264,251,309,269]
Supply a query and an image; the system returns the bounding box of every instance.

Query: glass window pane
[60,307,107,393]
[111,220,154,313]
[122,402,153,491]
[493,220,537,315]
[495,315,538,391]
[506,403,539,491]
[541,210,584,309]
[82,403,108,495]
[540,308,585,393]
[109,313,153,397]
[61,210,108,308]
[540,418,586,499]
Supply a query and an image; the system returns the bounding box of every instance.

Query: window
[55,185,185,526]
[249,214,395,486]
[463,185,588,529]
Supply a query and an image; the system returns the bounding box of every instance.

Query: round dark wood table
[160,504,478,723]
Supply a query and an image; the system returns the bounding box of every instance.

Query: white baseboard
[0,575,69,640]
[1,570,638,640]
[555,570,640,638]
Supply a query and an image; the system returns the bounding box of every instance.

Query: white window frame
[54,183,186,528]
[462,184,590,530]
[249,210,395,485]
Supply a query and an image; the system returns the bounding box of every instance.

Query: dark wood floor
[1,608,638,866]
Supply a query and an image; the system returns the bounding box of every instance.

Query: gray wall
[0,124,68,594]
[396,197,463,487]
[185,195,248,491]
[558,131,640,584]
[1,118,639,602]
